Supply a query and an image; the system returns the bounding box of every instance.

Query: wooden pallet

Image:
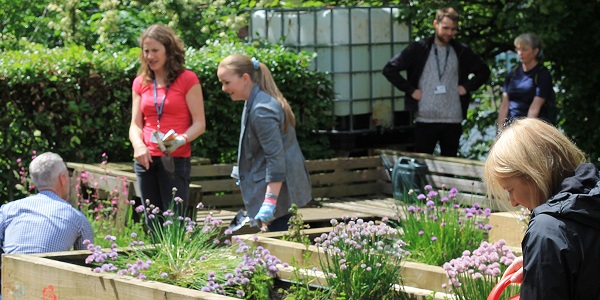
[191,156,385,208]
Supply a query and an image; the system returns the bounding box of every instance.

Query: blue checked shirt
[0,190,94,254]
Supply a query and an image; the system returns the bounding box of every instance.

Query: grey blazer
[231,84,312,219]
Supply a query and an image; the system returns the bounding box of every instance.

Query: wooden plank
[376,149,484,167]
[296,207,376,221]
[2,252,235,299]
[67,162,137,181]
[198,207,377,224]
[489,211,527,247]
[401,261,448,292]
[190,156,381,179]
[320,201,397,219]
[426,174,486,195]
[195,170,381,194]
[423,159,484,179]
[312,182,380,199]
[310,169,380,186]
[190,163,234,177]
[306,156,381,171]
[192,178,239,192]
[376,150,484,177]
[201,193,243,208]
[103,157,210,173]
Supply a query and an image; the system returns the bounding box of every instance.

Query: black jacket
[522,163,600,299]
[382,36,490,120]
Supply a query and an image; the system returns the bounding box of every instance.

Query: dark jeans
[268,213,292,232]
[134,156,191,219]
[414,122,462,157]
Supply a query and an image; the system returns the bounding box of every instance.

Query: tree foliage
[2,0,599,164]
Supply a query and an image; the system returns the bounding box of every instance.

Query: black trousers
[414,122,462,157]
[134,156,191,218]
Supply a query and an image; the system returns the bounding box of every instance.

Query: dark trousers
[134,156,191,218]
[268,213,292,232]
[414,122,462,157]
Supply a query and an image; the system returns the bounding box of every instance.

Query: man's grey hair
[29,152,68,190]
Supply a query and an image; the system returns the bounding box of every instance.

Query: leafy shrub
[0,41,335,202]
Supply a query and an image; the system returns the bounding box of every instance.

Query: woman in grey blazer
[217,54,312,231]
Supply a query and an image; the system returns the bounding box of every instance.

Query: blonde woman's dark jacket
[522,163,600,299]
[231,84,312,220]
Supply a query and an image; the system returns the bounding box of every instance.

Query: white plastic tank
[250,7,410,131]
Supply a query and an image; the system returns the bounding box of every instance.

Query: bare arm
[266,182,282,197]
[497,92,510,131]
[129,90,152,169]
[182,83,206,141]
[527,96,546,118]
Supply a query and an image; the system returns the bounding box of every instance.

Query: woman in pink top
[129,24,206,217]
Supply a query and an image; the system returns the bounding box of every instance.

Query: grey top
[416,44,462,123]
[232,84,312,219]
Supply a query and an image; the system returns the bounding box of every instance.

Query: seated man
[0,152,94,254]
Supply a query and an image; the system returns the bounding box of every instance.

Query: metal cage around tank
[248,6,412,136]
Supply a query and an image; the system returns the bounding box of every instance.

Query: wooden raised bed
[1,249,449,300]
[489,211,527,248]
[1,250,231,300]
[237,213,525,296]
[236,233,450,294]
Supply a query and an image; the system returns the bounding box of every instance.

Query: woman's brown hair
[137,24,185,86]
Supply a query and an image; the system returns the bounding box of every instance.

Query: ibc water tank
[250,7,410,132]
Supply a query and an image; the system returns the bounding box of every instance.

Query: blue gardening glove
[255,201,276,223]
[164,135,187,153]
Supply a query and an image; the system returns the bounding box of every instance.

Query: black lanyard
[152,79,169,129]
[434,45,450,81]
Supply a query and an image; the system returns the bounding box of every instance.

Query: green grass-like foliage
[314,217,410,300]
[393,186,492,266]
[84,195,284,299]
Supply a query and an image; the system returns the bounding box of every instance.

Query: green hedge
[0,41,335,201]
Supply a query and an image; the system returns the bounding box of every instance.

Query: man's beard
[435,32,452,45]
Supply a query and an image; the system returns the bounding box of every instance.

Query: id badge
[434,85,447,95]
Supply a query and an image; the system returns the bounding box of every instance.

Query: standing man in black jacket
[383,7,490,157]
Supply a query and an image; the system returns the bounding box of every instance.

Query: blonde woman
[485,118,600,299]
[217,54,312,231]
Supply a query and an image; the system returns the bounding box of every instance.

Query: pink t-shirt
[132,69,200,157]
